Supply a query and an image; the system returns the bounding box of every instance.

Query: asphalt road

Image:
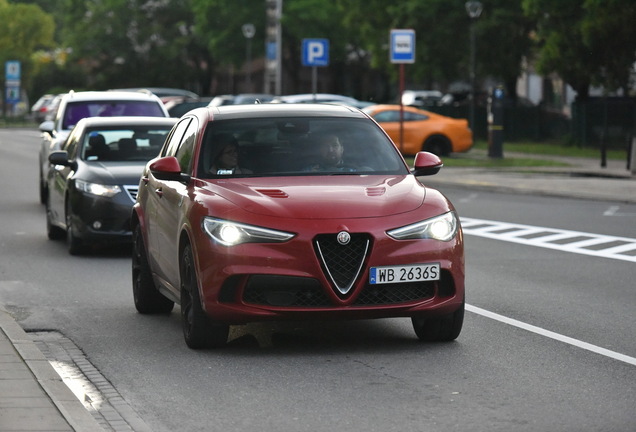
[1,128,635,432]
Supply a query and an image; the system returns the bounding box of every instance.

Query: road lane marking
[466,304,636,366]
[604,205,636,216]
[460,217,636,262]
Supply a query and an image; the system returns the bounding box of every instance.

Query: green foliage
[4,0,636,103]
[0,0,55,101]
[523,0,636,97]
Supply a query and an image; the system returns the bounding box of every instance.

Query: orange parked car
[362,104,473,156]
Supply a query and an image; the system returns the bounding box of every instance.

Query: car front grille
[123,185,139,202]
[353,282,435,305]
[314,233,369,296]
[243,275,331,307]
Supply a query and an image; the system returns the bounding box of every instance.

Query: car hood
[81,162,145,185]
[206,175,426,219]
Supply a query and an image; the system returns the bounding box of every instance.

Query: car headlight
[75,179,121,197]
[202,217,295,246]
[387,211,458,242]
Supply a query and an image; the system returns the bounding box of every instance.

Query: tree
[0,0,55,96]
[523,0,636,99]
[57,0,209,92]
[581,0,636,94]
[477,0,534,101]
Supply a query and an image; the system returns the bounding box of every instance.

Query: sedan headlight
[75,180,121,197]
[387,211,458,242]
[202,217,295,246]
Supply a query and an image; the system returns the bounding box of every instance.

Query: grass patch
[402,139,625,168]
[439,156,570,168]
[472,139,625,159]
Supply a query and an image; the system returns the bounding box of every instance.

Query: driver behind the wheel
[305,133,353,172]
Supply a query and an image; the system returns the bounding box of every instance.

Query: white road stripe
[466,304,636,366]
[461,217,636,262]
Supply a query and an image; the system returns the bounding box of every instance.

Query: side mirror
[149,156,190,182]
[39,120,54,135]
[412,151,443,176]
[48,150,72,167]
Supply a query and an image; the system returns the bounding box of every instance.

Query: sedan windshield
[198,117,408,177]
[81,127,172,162]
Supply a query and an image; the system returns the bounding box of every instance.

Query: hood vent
[257,189,289,198]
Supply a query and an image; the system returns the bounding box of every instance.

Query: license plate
[369,263,440,285]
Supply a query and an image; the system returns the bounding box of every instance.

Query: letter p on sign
[302,39,329,67]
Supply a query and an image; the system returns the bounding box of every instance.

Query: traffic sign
[390,29,415,64]
[5,61,21,80]
[5,85,20,104]
[302,39,329,67]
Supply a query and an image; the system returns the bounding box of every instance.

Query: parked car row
[36,89,466,349]
[163,93,474,156]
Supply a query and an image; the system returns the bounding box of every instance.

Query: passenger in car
[209,134,253,175]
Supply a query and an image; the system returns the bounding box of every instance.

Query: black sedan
[46,116,177,254]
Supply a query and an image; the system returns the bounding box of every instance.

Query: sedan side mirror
[411,151,443,176]
[150,156,190,182]
[48,150,72,167]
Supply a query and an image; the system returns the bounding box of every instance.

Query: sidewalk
[0,308,104,432]
[0,151,633,432]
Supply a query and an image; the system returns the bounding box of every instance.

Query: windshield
[197,117,408,178]
[81,126,172,162]
[62,101,165,129]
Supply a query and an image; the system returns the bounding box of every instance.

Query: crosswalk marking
[460,217,636,262]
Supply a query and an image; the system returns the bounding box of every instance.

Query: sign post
[390,30,415,152]
[302,39,329,99]
[4,61,21,116]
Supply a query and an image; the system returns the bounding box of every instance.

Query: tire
[132,225,174,314]
[423,135,451,156]
[411,302,464,342]
[39,178,47,205]
[180,244,229,349]
[46,200,65,240]
[65,201,85,255]
[39,162,47,204]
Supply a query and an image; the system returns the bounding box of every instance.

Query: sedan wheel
[132,225,174,314]
[411,302,464,342]
[65,202,85,255]
[180,244,229,349]
[46,199,65,240]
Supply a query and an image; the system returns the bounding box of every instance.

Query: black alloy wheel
[132,225,174,314]
[180,244,229,349]
[45,197,65,240]
[65,200,85,255]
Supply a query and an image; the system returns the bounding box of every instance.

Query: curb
[0,308,105,432]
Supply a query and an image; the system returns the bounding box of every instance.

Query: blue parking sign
[302,39,329,67]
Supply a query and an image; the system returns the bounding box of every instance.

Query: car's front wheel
[65,201,85,255]
[46,198,65,240]
[180,244,229,349]
[411,302,464,342]
[132,225,174,314]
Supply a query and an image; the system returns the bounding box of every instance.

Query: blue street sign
[5,61,21,80]
[6,85,21,104]
[390,29,415,64]
[302,39,329,67]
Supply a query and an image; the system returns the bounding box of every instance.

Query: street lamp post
[465,1,483,135]
[242,23,255,92]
